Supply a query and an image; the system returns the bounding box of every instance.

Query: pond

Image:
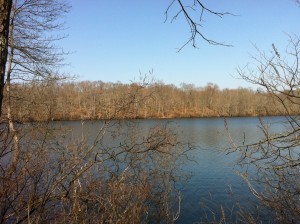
[54,116,285,223]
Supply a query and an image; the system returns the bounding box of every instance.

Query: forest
[7,80,295,122]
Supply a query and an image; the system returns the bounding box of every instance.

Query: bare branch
[232,35,300,222]
[165,0,233,51]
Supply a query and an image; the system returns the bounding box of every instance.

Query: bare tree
[0,0,12,116]
[1,0,70,184]
[227,35,300,223]
[0,0,69,118]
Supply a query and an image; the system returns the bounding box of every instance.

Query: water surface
[54,117,285,223]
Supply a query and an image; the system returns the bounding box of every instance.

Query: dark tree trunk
[0,0,12,116]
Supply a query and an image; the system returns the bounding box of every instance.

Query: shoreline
[24,114,296,123]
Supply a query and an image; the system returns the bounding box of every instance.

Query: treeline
[7,81,291,121]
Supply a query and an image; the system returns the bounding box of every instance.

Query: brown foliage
[5,80,291,122]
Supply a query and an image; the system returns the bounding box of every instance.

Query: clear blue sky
[61,0,300,89]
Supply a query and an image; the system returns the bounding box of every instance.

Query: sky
[60,0,300,89]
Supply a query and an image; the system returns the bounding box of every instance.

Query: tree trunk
[6,4,20,176]
[0,0,12,117]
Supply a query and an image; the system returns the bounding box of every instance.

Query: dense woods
[7,80,293,122]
